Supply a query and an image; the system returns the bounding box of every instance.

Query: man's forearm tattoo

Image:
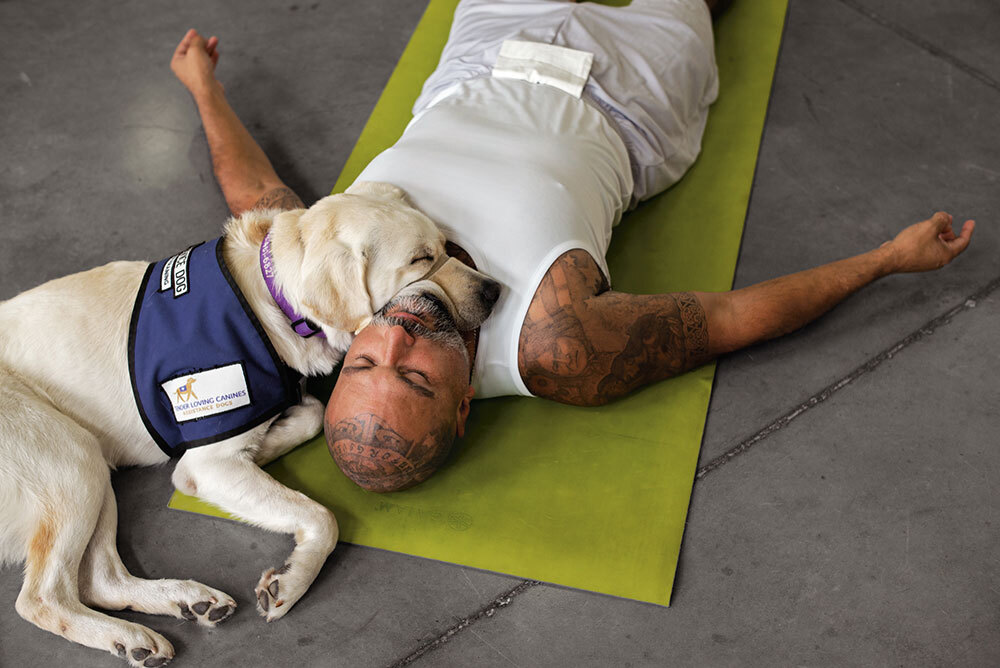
[324,413,453,492]
[252,186,304,212]
[518,249,711,406]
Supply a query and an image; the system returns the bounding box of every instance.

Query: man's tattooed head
[325,287,476,491]
[324,412,456,492]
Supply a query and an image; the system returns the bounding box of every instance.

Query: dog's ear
[345,180,409,203]
[299,241,372,335]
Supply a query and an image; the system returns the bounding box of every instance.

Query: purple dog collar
[259,232,326,339]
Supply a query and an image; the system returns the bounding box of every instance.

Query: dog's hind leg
[1,382,174,666]
[79,478,237,627]
[173,433,338,622]
[252,393,324,466]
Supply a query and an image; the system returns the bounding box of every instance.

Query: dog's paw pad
[117,643,172,668]
[208,604,233,622]
[176,596,236,627]
[257,589,270,613]
[111,625,173,667]
[254,566,292,621]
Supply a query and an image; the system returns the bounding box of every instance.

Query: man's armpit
[252,186,304,212]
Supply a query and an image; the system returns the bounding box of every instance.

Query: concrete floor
[1,0,998,665]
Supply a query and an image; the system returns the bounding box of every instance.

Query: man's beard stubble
[372,293,469,365]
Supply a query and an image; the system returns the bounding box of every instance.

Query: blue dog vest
[128,238,302,457]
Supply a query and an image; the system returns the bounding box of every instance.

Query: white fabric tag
[159,254,176,292]
[172,246,193,298]
[492,40,594,99]
[161,363,251,423]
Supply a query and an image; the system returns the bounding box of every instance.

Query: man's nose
[382,324,415,364]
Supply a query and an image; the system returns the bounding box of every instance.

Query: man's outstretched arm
[518,212,975,406]
[171,29,303,215]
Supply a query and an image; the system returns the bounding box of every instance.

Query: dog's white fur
[0,181,495,666]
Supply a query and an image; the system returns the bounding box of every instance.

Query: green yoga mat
[170,0,788,606]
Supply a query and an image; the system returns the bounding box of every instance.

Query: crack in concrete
[390,276,999,664]
[387,580,540,667]
[836,0,1000,94]
[384,8,996,662]
[389,276,999,664]
[390,276,1000,664]
[697,273,1000,480]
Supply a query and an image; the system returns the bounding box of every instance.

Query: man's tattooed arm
[250,186,304,212]
[517,249,712,406]
[520,220,934,405]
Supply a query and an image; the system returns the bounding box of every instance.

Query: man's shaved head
[325,412,455,492]
[324,293,474,492]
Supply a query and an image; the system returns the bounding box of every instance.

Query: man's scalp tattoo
[324,413,454,493]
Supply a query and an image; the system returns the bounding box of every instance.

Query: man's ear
[345,180,409,203]
[455,385,474,438]
[299,240,372,334]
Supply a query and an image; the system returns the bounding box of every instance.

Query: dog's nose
[480,278,501,310]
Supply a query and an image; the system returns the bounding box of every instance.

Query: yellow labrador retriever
[0,181,498,667]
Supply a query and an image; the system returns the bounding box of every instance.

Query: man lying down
[172,0,974,492]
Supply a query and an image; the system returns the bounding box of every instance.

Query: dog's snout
[480,279,501,310]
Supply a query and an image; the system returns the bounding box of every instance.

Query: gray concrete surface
[430,291,1000,668]
[1,0,997,666]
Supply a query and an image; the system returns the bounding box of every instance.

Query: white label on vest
[172,246,193,298]
[159,254,176,292]
[161,363,252,423]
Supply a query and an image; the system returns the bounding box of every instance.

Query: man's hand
[172,27,302,216]
[882,211,975,274]
[171,28,221,98]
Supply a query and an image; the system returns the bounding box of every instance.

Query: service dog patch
[161,363,252,423]
[159,245,195,297]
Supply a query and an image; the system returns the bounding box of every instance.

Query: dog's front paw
[254,562,300,622]
[173,581,237,627]
[111,625,174,667]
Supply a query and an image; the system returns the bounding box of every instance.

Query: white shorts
[414,0,719,204]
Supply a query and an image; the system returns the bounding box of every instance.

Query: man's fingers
[958,219,975,243]
[944,219,975,256]
[929,211,953,232]
[173,28,198,58]
[206,36,220,66]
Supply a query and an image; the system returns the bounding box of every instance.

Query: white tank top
[355,76,633,397]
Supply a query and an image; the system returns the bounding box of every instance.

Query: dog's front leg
[253,393,324,467]
[79,477,237,627]
[172,435,338,622]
